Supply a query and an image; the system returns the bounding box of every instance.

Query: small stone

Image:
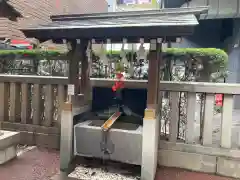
[68,163,140,180]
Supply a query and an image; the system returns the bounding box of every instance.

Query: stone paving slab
[155,167,236,180]
[0,147,236,180]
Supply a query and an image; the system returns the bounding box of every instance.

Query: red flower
[115,81,120,87]
[116,73,123,79]
[114,81,124,89]
[112,72,124,92]
[119,81,124,88]
[112,85,117,92]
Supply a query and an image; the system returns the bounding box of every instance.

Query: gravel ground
[69,166,140,180]
[69,159,140,180]
[0,147,59,180]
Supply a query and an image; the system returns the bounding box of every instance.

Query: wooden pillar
[80,41,92,104]
[67,40,92,105]
[67,40,89,100]
[80,45,88,94]
[141,39,162,180]
[146,40,161,117]
[68,41,82,95]
[60,40,81,172]
[60,40,89,172]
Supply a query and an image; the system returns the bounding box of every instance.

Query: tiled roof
[33,14,199,30]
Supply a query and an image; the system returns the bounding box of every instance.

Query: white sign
[138,0,151,4]
[67,84,75,95]
[116,0,159,11]
[118,0,152,5]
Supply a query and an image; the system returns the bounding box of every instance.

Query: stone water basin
[74,119,142,165]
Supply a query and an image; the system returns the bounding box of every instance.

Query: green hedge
[0,50,65,59]
[164,48,228,69]
[0,48,227,59]
[0,48,228,66]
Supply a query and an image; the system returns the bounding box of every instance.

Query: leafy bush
[165,48,227,67]
[0,50,65,59]
[103,48,228,81]
[0,48,228,80]
[163,48,228,82]
[0,48,227,64]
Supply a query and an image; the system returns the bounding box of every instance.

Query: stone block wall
[158,140,240,179]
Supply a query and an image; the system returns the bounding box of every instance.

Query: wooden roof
[22,6,208,43]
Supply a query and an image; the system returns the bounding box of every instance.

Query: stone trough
[74,120,142,165]
[0,130,20,164]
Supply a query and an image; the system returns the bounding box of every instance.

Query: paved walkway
[0,147,235,180]
[156,167,235,180]
[0,147,59,180]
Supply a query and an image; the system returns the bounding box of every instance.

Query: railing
[0,74,239,152]
[0,75,68,148]
[158,81,240,178]
[159,81,240,148]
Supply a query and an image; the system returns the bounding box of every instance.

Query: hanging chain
[100,129,115,164]
[100,130,110,160]
[100,112,122,164]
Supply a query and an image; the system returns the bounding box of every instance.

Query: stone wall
[158,140,240,179]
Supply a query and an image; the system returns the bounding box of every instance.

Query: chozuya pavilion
[22,6,208,180]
